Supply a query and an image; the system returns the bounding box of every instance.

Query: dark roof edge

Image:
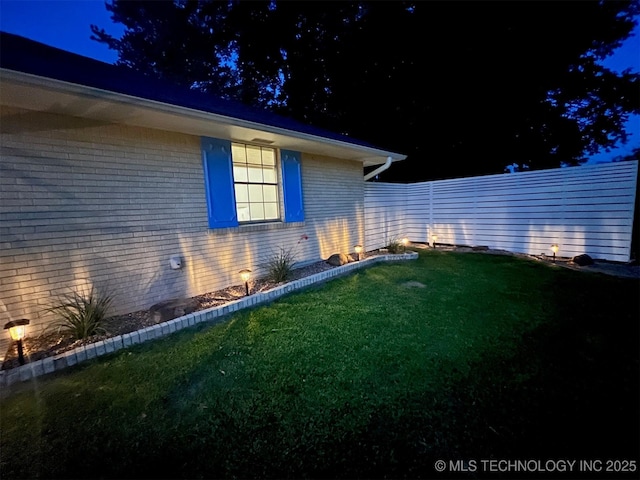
[0,31,400,154]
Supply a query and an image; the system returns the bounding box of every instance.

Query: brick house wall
[0,106,364,355]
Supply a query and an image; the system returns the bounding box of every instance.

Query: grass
[1,250,638,479]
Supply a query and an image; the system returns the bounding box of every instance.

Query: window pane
[233,164,248,182]
[264,202,278,219]
[235,184,248,203]
[262,167,276,184]
[232,143,280,223]
[232,143,246,164]
[247,166,263,183]
[248,184,263,202]
[250,203,265,220]
[246,145,262,165]
[263,184,277,202]
[237,203,250,222]
[262,149,275,166]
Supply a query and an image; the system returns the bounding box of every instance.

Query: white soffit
[0,69,405,167]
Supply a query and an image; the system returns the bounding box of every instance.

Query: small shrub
[264,246,298,283]
[263,234,309,283]
[47,286,113,340]
[386,236,403,254]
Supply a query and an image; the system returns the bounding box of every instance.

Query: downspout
[364,156,392,181]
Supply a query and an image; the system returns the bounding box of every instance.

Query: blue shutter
[202,137,238,228]
[281,150,304,222]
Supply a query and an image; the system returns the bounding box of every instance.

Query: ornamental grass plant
[46,286,113,340]
[263,245,298,283]
[263,234,308,283]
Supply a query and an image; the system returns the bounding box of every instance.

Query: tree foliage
[92,0,640,181]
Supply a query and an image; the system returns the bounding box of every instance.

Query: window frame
[231,142,282,224]
[201,136,304,230]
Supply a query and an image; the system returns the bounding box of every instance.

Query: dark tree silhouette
[91,0,640,182]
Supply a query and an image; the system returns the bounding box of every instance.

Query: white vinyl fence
[365,161,638,262]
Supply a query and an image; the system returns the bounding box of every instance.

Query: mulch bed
[3,246,637,371]
[1,259,341,371]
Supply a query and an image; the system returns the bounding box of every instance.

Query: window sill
[208,221,305,235]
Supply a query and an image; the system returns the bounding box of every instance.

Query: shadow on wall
[179,232,258,297]
[137,253,189,308]
[312,217,360,260]
[0,103,135,136]
[367,208,405,251]
[177,228,315,301]
[41,248,190,336]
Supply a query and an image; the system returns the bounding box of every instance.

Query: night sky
[1,0,638,163]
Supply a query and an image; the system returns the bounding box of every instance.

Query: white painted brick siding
[0,106,364,356]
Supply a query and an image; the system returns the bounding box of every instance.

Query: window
[232,143,280,222]
[202,136,304,229]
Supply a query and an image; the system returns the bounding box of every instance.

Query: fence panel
[364,161,637,262]
[364,182,407,250]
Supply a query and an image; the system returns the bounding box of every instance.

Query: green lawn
[1,250,638,479]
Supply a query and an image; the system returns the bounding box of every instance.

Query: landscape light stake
[432,234,438,249]
[239,269,252,296]
[354,244,363,261]
[401,238,409,253]
[551,244,559,263]
[4,318,29,365]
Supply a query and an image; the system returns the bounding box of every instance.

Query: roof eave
[0,68,406,167]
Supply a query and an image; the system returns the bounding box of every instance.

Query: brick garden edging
[0,252,417,388]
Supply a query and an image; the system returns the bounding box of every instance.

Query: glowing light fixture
[551,244,559,263]
[354,244,363,261]
[4,318,29,365]
[432,234,438,249]
[401,238,409,252]
[239,269,252,296]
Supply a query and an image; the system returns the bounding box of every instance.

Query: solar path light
[4,318,29,365]
[239,269,252,296]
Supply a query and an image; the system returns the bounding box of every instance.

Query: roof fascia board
[1,68,406,165]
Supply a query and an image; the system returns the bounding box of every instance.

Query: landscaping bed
[3,245,637,372]
[1,259,339,371]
